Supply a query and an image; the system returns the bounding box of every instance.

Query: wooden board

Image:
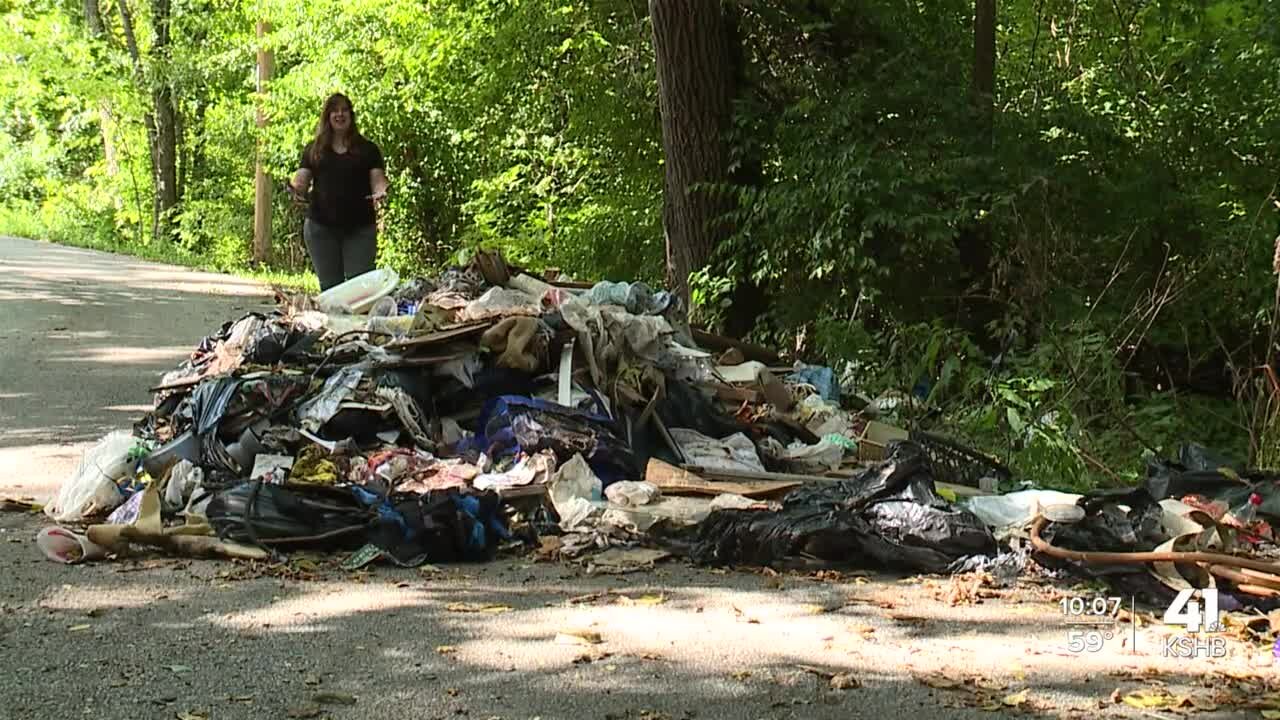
[385,321,494,350]
[645,459,801,498]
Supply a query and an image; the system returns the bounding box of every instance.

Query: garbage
[316,268,400,314]
[686,442,996,573]
[37,526,109,564]
[45,245,1280,628]
[669,429,765,473]
[604,481,661,507]
[44,430,134,522]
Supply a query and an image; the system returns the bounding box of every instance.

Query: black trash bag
[687,441,996,573]
[1144,446,1280,520]
[245,321,322,365]
[191,376,242,437]
[1043,486,1169,554]
[206,482,376,550]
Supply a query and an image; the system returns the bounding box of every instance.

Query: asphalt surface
[0,235,1273,720]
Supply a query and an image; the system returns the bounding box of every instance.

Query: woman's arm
[290,168,313,193]
[368,168,389,202]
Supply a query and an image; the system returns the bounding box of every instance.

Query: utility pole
[252,20,273,264]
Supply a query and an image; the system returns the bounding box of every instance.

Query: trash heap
[29,250,1280,616]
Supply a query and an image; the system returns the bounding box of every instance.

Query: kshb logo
[1162,588,1222,632]
[1162,588,1227,659]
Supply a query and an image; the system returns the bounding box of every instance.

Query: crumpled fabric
[481,316,547,372]
[397,459,479,495]
[291,445,339,485]
[473,451,557,492]
[559,300,675,384]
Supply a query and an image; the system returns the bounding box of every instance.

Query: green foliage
[2,0,1277,489]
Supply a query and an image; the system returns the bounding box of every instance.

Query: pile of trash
[27,250,1280,616]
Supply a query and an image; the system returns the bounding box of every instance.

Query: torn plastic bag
[686,441,996,573]
[296,366,363,432]
[1145,448,1280,520]
[206,482,375,550]
[44,430,134,522]
[191,376,242,437]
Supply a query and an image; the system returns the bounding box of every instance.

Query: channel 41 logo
[1161,589,1227,660]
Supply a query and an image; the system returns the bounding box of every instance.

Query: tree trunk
[81,0,118,177]
[83,0,104,34]
[649,0,736,304]
[253,20,274,264]
[118,0,161,236]
[150,0,179,242]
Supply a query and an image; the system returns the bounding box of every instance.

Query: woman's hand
[286,183,310,209]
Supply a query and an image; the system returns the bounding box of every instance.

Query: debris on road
[14,249,1280,644]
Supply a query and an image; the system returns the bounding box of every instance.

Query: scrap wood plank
[646,459,800,498]
[385,321,494,350]
[685,463,992,499]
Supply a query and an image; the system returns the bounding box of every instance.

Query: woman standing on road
[288,93,389,291]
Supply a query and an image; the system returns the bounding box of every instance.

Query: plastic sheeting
[687,441,996,573]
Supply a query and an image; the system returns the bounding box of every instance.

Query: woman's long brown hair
[307,93,364,166]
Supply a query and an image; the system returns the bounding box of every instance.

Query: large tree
[648,0,737,304]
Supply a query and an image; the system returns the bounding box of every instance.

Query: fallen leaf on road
[446,602,513,614]
[175,712,208,720]
[286,705,322,719]
[888,611,928,624]
[418,564,443,575]
[617,594,666,606]
[919,673,964,689]
[830,673,861,690]
[731,605,760,624]
[1261,711,1280,719]
[436,645,458,655]
[166,665,193,674]
[1002,689,1030,707]
[731,670,753,680]
[303,675,321,686]
[313,692,357,705]
[68,624,92,632]
[86,607,109,618]
[1122,688,1179,708]
[229,694,254,703]
[555,630,604,645]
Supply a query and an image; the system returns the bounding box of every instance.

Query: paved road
[0,236,1267,720]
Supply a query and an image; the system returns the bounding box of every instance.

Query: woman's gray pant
[303,219,377,291]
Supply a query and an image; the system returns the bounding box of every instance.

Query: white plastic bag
[44,430,134,522]
[37,526,108,564]
[605,481,661,507]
